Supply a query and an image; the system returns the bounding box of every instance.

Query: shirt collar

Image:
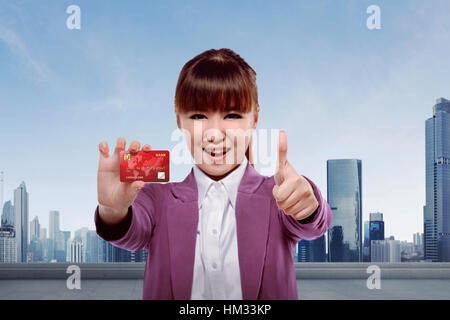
[193,156,248,210]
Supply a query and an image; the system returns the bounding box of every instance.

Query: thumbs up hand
[272,130,319,221]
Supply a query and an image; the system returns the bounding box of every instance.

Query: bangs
[175,49,258,114]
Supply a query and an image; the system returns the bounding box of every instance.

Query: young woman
[95,48,332,300]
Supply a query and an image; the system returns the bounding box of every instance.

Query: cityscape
[1,97,449,264]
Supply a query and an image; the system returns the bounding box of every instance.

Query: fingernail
[117,142,123,149]
[104,146,109,153]
[131,145,137,151]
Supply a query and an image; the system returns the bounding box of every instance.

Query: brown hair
[174,48,259,167]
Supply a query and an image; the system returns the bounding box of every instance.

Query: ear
[252,106,259,129]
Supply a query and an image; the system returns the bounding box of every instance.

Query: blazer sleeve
[279,175,333,242]
[94,184,157,252]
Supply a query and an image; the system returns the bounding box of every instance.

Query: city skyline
[1,159,423,244]
[0,176,427,263]
[2,1,450,242]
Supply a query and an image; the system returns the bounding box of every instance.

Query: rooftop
[1,262,449,300]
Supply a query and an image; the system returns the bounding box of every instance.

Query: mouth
[202,147,231,160]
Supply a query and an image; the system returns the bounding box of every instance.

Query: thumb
[275,130,288,185]
[129,181,145,199]
[278,130,288,168]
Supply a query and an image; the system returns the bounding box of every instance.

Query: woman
[95,48,332,299]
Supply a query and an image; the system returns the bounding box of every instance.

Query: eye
[190,114,206,120]
[225,113,242,119]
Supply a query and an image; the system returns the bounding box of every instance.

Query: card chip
[124,154,131,161]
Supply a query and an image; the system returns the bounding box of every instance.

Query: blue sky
[1,0,450,242]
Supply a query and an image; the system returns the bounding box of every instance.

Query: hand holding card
[97,137,156,225]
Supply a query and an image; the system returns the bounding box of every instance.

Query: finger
[143,144,152,152]
[114,137,126,155]
[99,141,110,158]
[278,130,288,170]
[276,188,301,210]
[131,180,145,191]
[129,140,141,154]
[284,200,308,216]
[293,205,317,220]
[272,177,298,202]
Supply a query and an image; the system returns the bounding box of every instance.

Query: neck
[206,164,241,181]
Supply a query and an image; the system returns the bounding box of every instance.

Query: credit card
[119,150,170,182]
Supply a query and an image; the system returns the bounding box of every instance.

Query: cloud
[0,25,51,82]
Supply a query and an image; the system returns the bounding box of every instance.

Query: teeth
[204,148,229,156]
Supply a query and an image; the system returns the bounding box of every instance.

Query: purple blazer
[94,161,332,300]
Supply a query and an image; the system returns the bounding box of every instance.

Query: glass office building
[363,221,370,262]
[327,159,362,262]
[424,98,450,262]
[14,182,29,262]
[296,235,327,262]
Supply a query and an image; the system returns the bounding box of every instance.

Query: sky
[1,0,450,242]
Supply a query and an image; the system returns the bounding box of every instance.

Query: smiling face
[177,108,258,180]
[174,48,260,180]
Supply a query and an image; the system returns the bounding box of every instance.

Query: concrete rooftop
[0,262,449,300]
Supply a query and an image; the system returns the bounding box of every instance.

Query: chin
[199,164,232,176]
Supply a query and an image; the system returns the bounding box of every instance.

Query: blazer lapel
[235,163,271,300]
[167,163,270,300]
[167,168,198,300]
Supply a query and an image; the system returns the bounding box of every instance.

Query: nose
[204,114,226,143]
[205,127,225,143]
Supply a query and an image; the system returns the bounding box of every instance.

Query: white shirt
[190,157,248,300]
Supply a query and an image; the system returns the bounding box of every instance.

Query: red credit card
[120,150,170,183]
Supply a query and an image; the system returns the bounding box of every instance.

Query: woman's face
[177,108,258,179]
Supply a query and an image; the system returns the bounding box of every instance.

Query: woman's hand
[272,131,319,221]
[97,137,152,224]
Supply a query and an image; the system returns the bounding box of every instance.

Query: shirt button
[212,262,218,269]
[212,229,217,235]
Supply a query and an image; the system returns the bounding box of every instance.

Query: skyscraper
[0,171,3,216]
[327,159,362,262]
[14,182,29,262]
[75,227,89,262]
[363,221,370,262]
[29,216,40,242]
[1,200,14,227]
[424,97,450,262]
[296,235,327,262]
[86,230,102,262]
[48,210,60,262]
[413,232,424,256]
[70,239,83,263]
[49,210,60,242]
[39,227,47,240]
[371,239,401,262]
[369,212,385,258]
[0,226,16,262]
